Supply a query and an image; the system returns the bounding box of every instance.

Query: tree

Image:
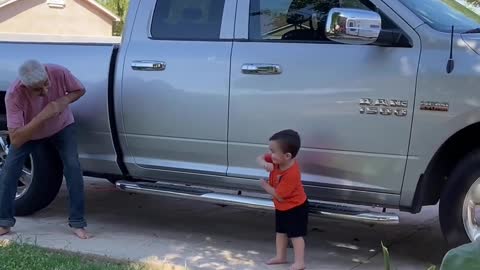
[96,0,129,36]
[466,0,480,6]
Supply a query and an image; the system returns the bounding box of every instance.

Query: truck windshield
[399,0,480,33]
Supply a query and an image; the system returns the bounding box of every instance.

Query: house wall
[0,0,114,36]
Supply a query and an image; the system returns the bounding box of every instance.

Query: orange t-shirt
[268,161,307,211]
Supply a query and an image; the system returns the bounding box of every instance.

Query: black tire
[14,143,63,216]
[439,150,480,248]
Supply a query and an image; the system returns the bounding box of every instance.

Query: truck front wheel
[0,132,63,216]
[440,150,480,248]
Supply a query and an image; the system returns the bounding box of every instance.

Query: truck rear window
[150,0,225,40]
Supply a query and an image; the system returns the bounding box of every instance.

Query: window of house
[150,0,226,40]
[46,0,66,9]
[249,0,403,43]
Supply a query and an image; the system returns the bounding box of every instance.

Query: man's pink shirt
[5,64,84,140]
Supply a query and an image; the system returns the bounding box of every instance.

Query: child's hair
[270,129,301,158]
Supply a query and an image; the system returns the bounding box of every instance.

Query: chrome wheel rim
[463,177,480,241]
[0,131,34,200]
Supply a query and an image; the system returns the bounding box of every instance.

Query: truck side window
[249,0,404,43]
[151,0,225,40]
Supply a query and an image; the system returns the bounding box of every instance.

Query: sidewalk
[1,178,448,270]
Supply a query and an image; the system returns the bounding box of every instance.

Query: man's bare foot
[290,263,306,270]
[72,228,91,239]
[266,257,288,265]
[0,227,10,236]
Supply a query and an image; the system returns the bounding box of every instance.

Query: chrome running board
[116,180,399,225]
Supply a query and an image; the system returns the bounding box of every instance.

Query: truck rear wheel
[440,150,480,248]
[0,132,63,216]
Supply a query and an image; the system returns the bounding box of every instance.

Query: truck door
[119,0,235,178]
[228,0,421,205]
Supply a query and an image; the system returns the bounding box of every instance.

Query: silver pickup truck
[1,0,480,248]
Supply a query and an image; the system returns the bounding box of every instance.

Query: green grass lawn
[0,240,186,270]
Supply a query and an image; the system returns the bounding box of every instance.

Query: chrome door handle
[131,61,166,71]
[241,64,282,75]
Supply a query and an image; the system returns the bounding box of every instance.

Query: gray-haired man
[0,60,90,239]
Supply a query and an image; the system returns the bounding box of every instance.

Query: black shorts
[275,200,309,238]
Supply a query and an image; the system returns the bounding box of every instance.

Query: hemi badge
[420,101,449,112]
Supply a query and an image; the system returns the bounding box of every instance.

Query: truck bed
[0,33,121,44]
[0,38,122,176]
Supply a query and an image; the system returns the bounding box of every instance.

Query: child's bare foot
[72,228,91,239]
[0,227,10,236]
[290,263,306,270]
[266,257,288,265]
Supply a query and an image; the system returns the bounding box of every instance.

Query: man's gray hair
[18,60,48,88]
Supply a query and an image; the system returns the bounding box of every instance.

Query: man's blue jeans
[0,124,86,228]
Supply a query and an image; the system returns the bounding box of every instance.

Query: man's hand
[59,89,86,105]
[38,101,68,121]
[43,89,85,119]
[56,96,71,107]
[8,101,63,147]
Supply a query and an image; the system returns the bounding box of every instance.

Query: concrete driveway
[1,178,448,270]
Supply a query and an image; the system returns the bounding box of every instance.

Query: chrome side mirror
[325,8,382,45]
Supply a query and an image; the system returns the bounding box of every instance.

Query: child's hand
[263,162,274,172]
[257,154,274,172]
[260,179,269,190]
